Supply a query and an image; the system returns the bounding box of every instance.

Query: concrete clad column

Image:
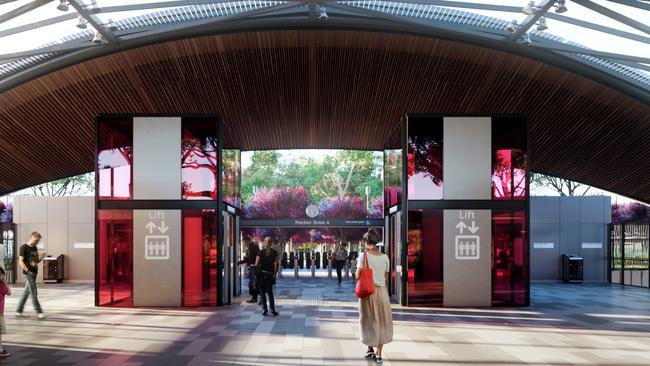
[443,117,491,200]
[442,117,492,306]
[133,117,181,200]
[133,210,181,306]
[443,209,492,306]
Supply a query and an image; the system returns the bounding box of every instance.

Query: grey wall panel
[580,197,605,223]
[442,117,491,200]
[579,223,606,282]
[67,223,94,281]
[133,117,181,200]
[68,197,94,224]
[531,222,560,280]
[531,196,609,283]
[443,209,491,306]
[603,196,612,224]
[17,196,48,224]
[47,197,69,260]
[560,197,579,224]
[530,197,559,224]
[133,209,181,306]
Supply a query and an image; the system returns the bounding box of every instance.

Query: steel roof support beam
[117,2,306,43]
[606,0,650,11]
[509,0,554,44]
[0,0,52,25]
[68,0,118,44]
[573,0,650,36]
[530,39,650,64]
[0,41,91,62]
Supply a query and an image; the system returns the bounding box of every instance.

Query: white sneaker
[15,312,23,317]
[37,313,45,319]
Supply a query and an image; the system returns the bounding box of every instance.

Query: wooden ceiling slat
[1,30,649,203]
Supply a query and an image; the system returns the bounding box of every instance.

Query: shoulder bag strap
[364,252,369,268]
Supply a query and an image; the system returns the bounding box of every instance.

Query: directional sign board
[455,210,480,260]
[145,210,171,260]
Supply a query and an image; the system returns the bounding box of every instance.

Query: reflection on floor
[2,277,650,365]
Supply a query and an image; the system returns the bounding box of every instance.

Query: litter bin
[43,254,64,283]
[561,254,583,283]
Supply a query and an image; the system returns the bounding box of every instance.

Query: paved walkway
[1,277,650,365]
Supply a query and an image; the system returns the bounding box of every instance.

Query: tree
[241,151,281,202]
[530,173,591,196]
[612,202,650,224]
[0,201,11,223]
[242,186,309,219]
[29,173,94,196]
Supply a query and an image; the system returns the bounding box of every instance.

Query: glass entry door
[386,211,403,304]
[233,215,241,297]
[221,211,234,305]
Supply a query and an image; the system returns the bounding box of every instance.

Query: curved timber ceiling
[1,30,650,202]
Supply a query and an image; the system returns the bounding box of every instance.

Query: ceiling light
[56,0,69,11]
[107,19,117,32]
[536,17,548,31]
[76,15,88,29]
[317,4,328,20]
[522,1,537,15]
[521,33,532,46]
[555,0,567,13]
[506,20,519,33]
[92,32,104,44]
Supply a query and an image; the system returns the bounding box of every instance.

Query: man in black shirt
[236,237,260,303]
[16,232,46,318]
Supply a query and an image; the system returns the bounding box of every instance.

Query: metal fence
[609,223,650,288]
[0,223,17,284]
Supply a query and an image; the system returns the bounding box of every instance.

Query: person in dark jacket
[255,237,279,316]
[237,237,260,303]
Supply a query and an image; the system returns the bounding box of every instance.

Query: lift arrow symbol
[456,221,467,234]
[145,222,156,234]
[468,221,479,234]
[158,221,169,234]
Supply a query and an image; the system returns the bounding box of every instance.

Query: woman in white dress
[356,229,393,363]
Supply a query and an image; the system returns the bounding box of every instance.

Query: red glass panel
[492,118,527,200]
[98,119,132,200]
[183,209,217,306]
[407,209,443,306]
[407,117,443,200]
[492,210,527,306]
[182,119,218,200]
[98,210,133,307]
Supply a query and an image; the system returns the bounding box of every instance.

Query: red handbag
[355,253,375,299]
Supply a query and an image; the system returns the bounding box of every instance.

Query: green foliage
[241,150,383,204]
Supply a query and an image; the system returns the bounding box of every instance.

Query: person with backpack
[356,229,392,363]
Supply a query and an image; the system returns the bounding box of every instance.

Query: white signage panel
[581,242,602,249]
[533,242,555,249]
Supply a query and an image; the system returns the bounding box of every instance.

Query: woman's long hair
[264,236,273,256]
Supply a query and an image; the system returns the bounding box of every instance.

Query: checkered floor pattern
[1,276,649,365]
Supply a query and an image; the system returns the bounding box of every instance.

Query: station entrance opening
[95,114,529,309]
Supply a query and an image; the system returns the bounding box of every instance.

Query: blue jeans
[17,273,43,313]
[247,266,258,298]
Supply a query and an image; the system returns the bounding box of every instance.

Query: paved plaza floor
[1,275,650,365]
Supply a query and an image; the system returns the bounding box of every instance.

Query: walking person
[0,268,11,358]
[349,249,359,282]
[255,237,279,316]
[237,237,260,303]
[334,242,348,285]
[357,229,393,363]
[16,232,46,319]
